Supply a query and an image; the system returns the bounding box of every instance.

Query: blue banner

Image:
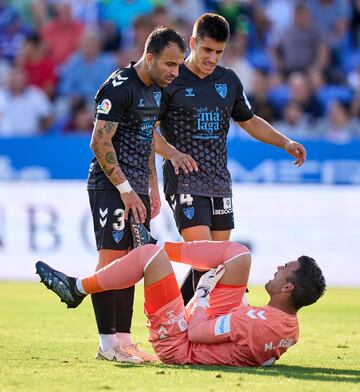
[1,135,360,184]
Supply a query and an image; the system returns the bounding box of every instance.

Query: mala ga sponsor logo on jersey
[215,83,227,99]
[138,115,157,140]
[213,198,233,215]
[97,99,112,114]
[153,91,161,107]
[194,107,221,139]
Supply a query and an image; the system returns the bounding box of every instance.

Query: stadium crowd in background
[0,0,360,140]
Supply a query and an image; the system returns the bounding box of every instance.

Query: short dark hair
[144,27,187,57]
[193,13,230,43]
[288,256,326,310]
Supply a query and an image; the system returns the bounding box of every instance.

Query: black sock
[115,286,135,333]
[91,291,116,334]
[180,268,194,305]
[192,269,207,291]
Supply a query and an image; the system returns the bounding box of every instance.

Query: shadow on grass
[114,362,360,383]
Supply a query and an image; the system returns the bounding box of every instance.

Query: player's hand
[284,140,307,167]
[121,190,147,223]
[193,265,225,308]
[149,187,161,219]
[170,150,199,175]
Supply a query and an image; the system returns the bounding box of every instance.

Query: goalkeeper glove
[193,264,225,309]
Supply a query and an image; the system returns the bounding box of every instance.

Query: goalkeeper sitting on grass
[36,238,326,367]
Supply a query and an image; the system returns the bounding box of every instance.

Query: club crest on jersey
[215,84,227,99]
[185,88,195,97]
[138,98,145,107]
[97,99,112,114]
[183,207,195,220]
[112,230,124,243]
[153,91,161,107]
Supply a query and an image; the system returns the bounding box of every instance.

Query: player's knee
[143,244,162,254]
[232,242,250,255]
[223,241,251,261]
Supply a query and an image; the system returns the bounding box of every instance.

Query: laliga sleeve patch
[214,314,231,336]
[97,99,112,114]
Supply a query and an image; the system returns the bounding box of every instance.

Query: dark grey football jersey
[87,63,162,194]
[160,64,253,197]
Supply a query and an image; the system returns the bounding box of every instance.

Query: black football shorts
[88,188,150,250]
[166,194,234,232]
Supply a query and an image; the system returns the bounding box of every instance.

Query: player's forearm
[149,135,159,190]
[90,120,128,187]
[239,115,291,149]
[188,307,230,344]
[154,129,177,160]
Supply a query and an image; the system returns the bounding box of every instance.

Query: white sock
[75,278,87,294]
[99,334,118,352]
[116,332,132,348]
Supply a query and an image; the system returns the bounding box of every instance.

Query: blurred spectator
[47,0,98,26]
[288,72,324,120]
[215,0,255,34]
[307,0,350,36]
[58,28,116,105]
[248,68,275,123]
[0,67,53,136]
[0,57,10,86]
[98,20,121,52]
[11,0,48,30]
[270,2,329,75]
[98,0,153,40]
[273,101,314,139]
[350,91,360,119]
[64,98,93,134]
[222,31,255,94]
[0,1,28,61]
[41,1,84,68]
[350,0,360,48]
[16,33,57,98]
[116,13,156,66]
[263,0,295,45]
[316,100,360,143]
[163,0,206,24]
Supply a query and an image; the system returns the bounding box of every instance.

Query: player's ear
[189,36,196,51]
[281,282,294,294]
[145,52,155,67]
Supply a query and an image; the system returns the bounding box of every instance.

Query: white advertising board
[0,182,359,286]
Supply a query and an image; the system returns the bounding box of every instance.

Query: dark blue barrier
[1,135,360,184]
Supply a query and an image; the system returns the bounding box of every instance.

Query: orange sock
[144,273,180,314]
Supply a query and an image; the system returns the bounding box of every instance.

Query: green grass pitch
[0,282,359,392]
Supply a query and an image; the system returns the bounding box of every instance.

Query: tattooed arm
[148,131,161,218]
[90,119,147,223]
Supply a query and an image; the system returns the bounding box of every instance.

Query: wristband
[116,180,132,194]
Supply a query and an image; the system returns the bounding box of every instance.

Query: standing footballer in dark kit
[87,27,186,363]
[155,14,307,304]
